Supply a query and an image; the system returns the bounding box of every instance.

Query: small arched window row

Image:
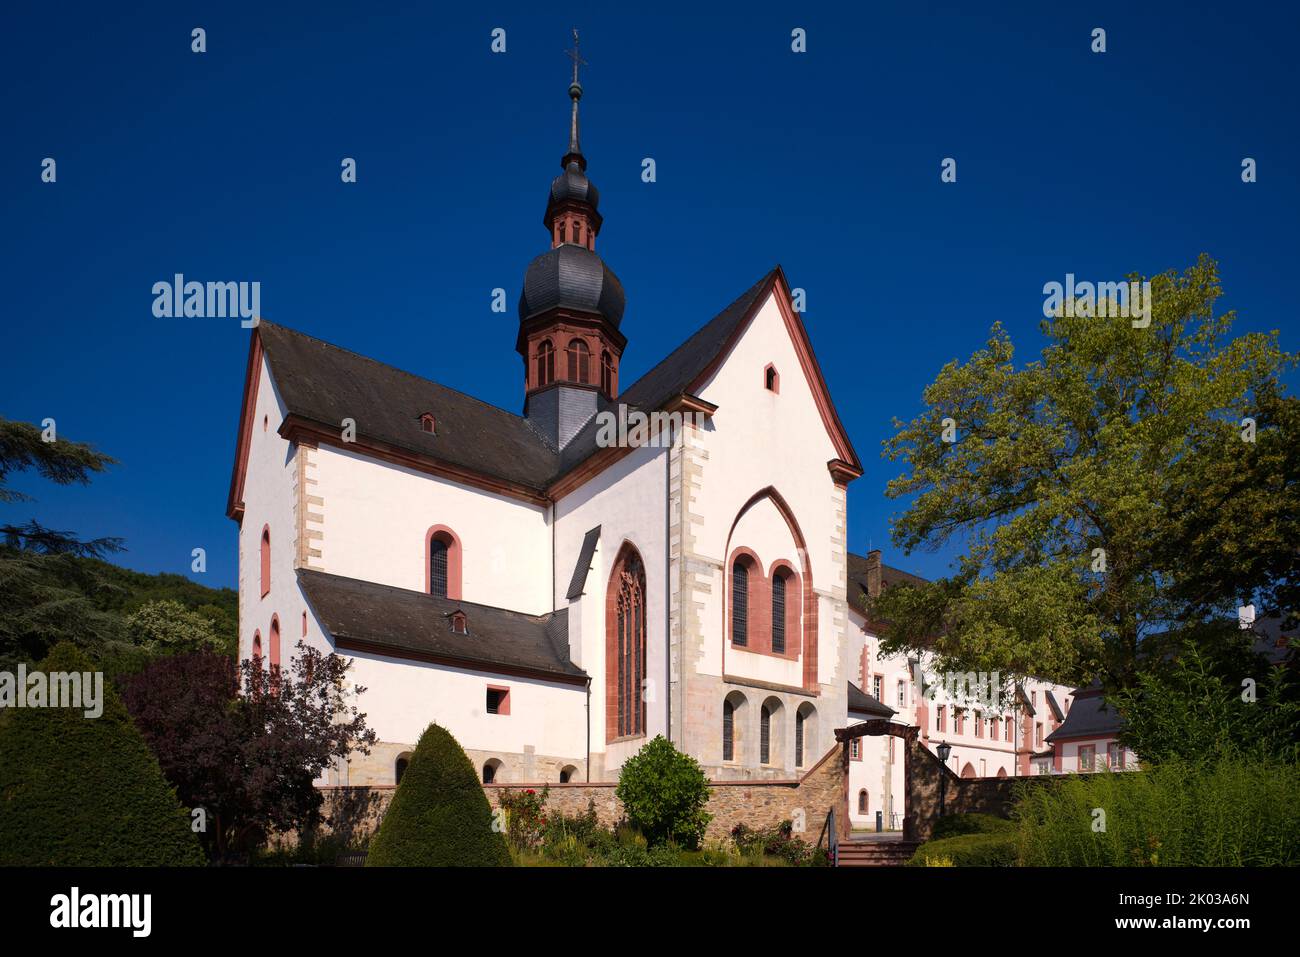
[567,338,591,385]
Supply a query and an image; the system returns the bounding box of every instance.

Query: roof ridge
[615,266,777,402]
[258,321,531,427]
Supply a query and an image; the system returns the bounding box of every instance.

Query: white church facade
[225,65,1075,801]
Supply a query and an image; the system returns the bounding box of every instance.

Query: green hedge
[0,642,205,866]
[908,831,1019,867]
[1012,757,1300,866]
[366,723,511,867]
[929,812,1014,841]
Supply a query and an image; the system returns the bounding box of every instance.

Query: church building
[226,56,1062,794]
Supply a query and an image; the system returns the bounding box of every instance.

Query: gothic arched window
[536,339,555,387]
[567,338,590,384]
[606,543,646,742]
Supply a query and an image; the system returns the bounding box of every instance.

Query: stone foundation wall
[318,743,847,847]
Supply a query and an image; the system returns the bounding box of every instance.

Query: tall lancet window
[771,572,786,654]
[567,339,590,384]
[600,350,613,396]
[606,543,646,741]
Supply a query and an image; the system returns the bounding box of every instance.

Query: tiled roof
[257,321,559,490]
[847,681,896,718]
[298,568,586,682]
[1045,685,1122,741]
[254,267,782,492]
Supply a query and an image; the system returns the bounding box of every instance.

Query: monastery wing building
[226,63,1074,792]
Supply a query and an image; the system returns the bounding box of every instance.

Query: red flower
[526,789,536,795]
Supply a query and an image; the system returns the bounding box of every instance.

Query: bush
[1012,756,1300,866]
[930,812,1014,841]
[730,820,828,866]
[0,642,205,866]
[908,831,1019,867]
[615,735,712,848]
[498,787,549,852]
[366,723,511,867]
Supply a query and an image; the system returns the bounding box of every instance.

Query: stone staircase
[835,838,919,867]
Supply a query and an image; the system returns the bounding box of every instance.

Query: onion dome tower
[517,30,626,448]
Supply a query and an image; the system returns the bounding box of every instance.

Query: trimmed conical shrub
[0,642,205,866]
[367,723,511,866]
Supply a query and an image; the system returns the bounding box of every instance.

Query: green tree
[615,735,712,848]
[1111,626,1300,764]
[871,256,1297,689]
[0,642,205,866]
[125,599,222,653]
[366,723,511,867]
[0,417,122,668]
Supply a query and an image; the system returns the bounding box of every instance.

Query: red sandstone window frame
[269,614,281,671]
[850,737,861,761]
[605,542,647,744]
[536,339,555,387]
[251,629,262,661]
[763,362,780,393]
[486,685,511,715]
[259,525,271,597]
[936,704,946,732]
[567,338,591,384]
[424,525,462,600]
[1078,744,1096,772]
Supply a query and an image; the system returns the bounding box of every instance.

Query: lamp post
[936,741,952,817]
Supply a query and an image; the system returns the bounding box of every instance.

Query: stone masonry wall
[320,743,847,848]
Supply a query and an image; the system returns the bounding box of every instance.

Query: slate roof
[565,525,601,600]
[252,267,782,494]
[1044,684,1122,742]
[553,269,778,476]
[257,322,559,491]
[847,681,896,718]
[297,568,586,682]
[1045,689,1066,722]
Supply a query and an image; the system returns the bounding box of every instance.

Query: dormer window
[419,412,436,434]
[450,610,468,634]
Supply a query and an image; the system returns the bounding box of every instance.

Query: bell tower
[516,31,626,448]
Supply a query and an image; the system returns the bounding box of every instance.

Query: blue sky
[2,1,1297,588]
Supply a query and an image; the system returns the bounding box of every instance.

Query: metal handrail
[816,807,839,866]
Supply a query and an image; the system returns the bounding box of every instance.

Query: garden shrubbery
[929,812,1014,841]
[614,735,712,849]
[908,831,1019,867]
[1012,756,1300,866]
[366,723,510,867]
[0,642,205,866]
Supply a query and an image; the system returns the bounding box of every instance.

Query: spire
[562,28,587,171]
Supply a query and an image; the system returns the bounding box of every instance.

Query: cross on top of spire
[565,28,586,90]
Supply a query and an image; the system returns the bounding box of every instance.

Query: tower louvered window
[429,538,449,597]
[536,339,555,387]
[731,561,748,646]
[722,699,735,761]
[567,339,590,384]
[772,573,786,654]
